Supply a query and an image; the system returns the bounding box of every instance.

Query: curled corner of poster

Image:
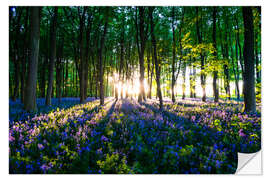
[236,150,262,175]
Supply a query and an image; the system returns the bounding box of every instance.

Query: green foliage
[97,153,132,174]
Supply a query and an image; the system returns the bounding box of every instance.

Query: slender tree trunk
[98,11,109,105]
[149,7,163,109]
[45,7,58,105]
[147,47,151,99]
[228,24,240,100]
[212,7,219,102]
[224,15,231,100]
[254,29,261,84]
[11,9,23,101]
[83,15,92,100]
[77,7,87,103]
[20,7,29,103]
[24,7,41,111]
[196,7,206,102]
[235,37,240,100]
[149,60,153,99]
[119,27,124,99]
[136,7,148,103]
[192,61,196,98]
[182,61,186,99]
[171,7,176,103]
[189,57,193,98]
[242,7,256,113]
[235,15,245,98]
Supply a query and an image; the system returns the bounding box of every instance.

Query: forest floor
[9,97,261,174]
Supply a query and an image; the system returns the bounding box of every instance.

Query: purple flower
[59,142,64,148]
[9,133,15,142]
[239,129,246,137]
[40,164,50,173]
[97,148,102,154]
[38,143,44,150]
[101,135,108,142]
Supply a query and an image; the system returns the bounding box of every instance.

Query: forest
[9,6,261,174]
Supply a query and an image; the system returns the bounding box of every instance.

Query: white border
[2,0,269,180]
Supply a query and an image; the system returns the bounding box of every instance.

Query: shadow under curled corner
[236,151,262,174]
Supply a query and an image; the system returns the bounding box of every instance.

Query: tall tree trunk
[212,7,219,102]
[228,22,240,100]
[11,8,23,101]
[24,7,41,111]
[235,36,240,100]
[149,7,163,109]
[192,60,196,98]
[136,7,148,103]
[235,15,245,98]
[45,7,58,105]
[83,14,92,100]
[171,7,176,103]
[224,15,231,100]
[20,7,29,103]
[242,7,256,113]
[119,26,124,99]
[147,47,151,99]
[196,7,206,102]
[254,29,260,84]
[149,58,154,99]
[98,11,109,105]
[189,57,193,98]
[65,59,69,97]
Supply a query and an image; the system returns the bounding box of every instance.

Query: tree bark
[24,7,41,111]
[136,7,148,103]
[20,8,29,103]
[212,7,219,102]
[45,7,58,105]
[149,7,163,110]
[182,61,186,99]
[235,14,245,98]
[228,21,240,100]
[98,9,109,105]
[242,7,256,113]
[234,36,240,100]
[196,7,206,102]
[11,8,23,101]
[119,24,125,99]
[171,7,176,103]
[77,7,87,103]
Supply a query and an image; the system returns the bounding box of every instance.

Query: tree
[149,7,163,110]
[242,7,256,113]
[171,7,176,103]
[135,7,148,103]
[212,7,219,102]
[196,7,206,102]
[45,7,58,106]
[24,7,41,111]
[98,7,109,105]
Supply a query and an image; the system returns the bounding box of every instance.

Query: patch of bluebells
[9,97,261,174]
[161,99,261,153]
[9,97,96,124]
